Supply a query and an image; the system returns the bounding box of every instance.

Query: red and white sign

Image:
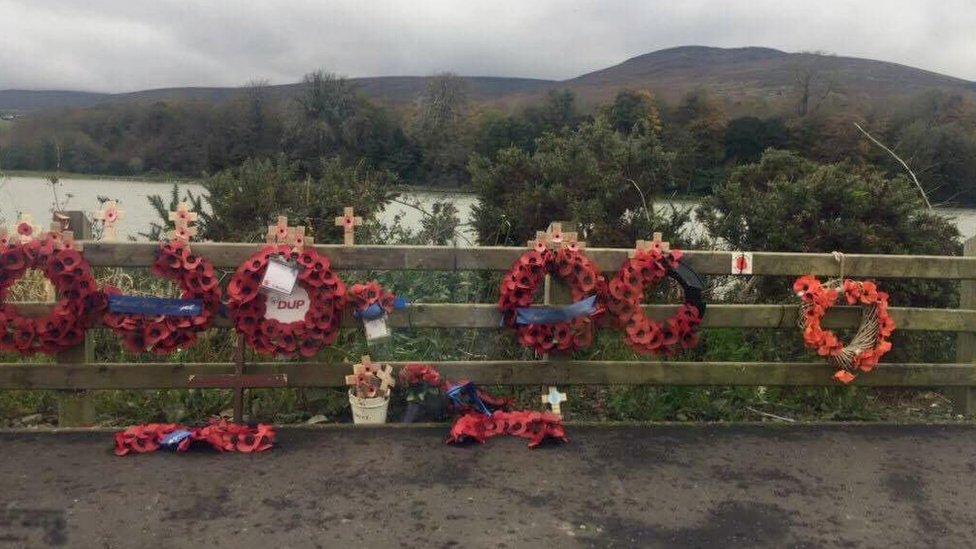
[731,252,753,275]
[265,286,310,323]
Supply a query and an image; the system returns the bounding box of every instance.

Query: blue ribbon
[108,296,203,317]
[446,382,492,416]
[160,429,193,450]
[515,295,597,326]
[353,297,409,321]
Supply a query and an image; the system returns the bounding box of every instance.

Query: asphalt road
[1,424,974,548]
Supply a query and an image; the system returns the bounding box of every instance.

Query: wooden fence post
[57,211,95,427]
[949,236,976,416]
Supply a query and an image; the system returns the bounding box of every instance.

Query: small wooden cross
[633,232,670,257]
[287,226,314,252]
[335,207,363,246]
[168,203,198,244]
[60,230,82,252]
[546,222,565,248]
[14,213,36,244]
[0,226,8,247]
[168,202,197,226]
[94,200,125,241]
[170,220,198,243]
[375,364,396,394]
[527,231,549,253]
[561,232,585,252]
[266,215,290,245]
[542,386,567,416]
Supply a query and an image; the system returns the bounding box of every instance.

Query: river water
[2,175,974,243]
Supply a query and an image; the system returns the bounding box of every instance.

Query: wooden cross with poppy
[168,203,199,244]
[94,200,125,241]
[561,232,585,252]
[334,207,363,246]
[266,215,291,245]
[527,230,549,252]
[0,226,8,247]
[15,213,37,244]
[546,222,566,248]
[633,232,670,257]
[286,226,314,252]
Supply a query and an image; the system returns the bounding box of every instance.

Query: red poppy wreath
[607,242,704,356]
[0,231,106,355]
[793,275,895,384]
[498,238,607,355]
[102,239,222,354]
[226,244,346,357]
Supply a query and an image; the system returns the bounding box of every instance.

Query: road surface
[1,424,974,547]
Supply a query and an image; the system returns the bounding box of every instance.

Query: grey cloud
[2,0,975,92]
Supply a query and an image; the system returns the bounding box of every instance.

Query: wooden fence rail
[3,238,975,424]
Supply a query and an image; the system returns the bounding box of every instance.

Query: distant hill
[3,46,974,114]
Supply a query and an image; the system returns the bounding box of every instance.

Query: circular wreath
[102,240,222,354]
[608,245,704,355]
[227,245,346,358]
[0,234,106,355]
[498,244,607,355]
[793,275,895,384]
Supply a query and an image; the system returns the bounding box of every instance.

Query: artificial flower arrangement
[399,363,449,422]
[0,229,106,355]
[114,419,275,456]
[345,356,396,424]
[607,241,703,355]
[794,275,895,384]
[498,232,607,355]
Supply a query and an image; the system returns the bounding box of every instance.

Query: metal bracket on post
[185,337,287,423]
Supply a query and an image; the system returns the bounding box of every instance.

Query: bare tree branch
[854,122,932,210]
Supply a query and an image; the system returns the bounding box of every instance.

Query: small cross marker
[287,226,314,252]
[14,213,37,244]
[546,222,565,248]
[527,231,549,253]
[60,230,82,252]
[542,386,568,416]
[633,232,670,257]
[94,200,125,241]
[266,215,290,245]
[561,232,585,252]
[335,207,363,246]
[168,203,198,244]
[0,226,8,247]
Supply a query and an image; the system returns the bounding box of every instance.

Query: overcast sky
[3,0,976,92]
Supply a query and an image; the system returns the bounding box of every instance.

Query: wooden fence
[3,238,976,424]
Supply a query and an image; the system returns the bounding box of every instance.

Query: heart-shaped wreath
[0,232,106,355]
[793,275,895,384]
[607,243,704,355]
[498,240,607,355]
[227,245,346,357]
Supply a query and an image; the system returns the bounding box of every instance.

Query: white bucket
[348,391,390,424]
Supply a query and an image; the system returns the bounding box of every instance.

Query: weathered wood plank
[11,302,976,332]
[1,361,974,389]
[75,241,976,279]
[949,236,976,414]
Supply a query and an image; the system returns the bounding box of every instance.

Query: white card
[260,258,299,295]
[363,314,391,341]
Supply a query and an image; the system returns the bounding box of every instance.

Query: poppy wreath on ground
[498,244,607,355]
[0,233,106,355]
[226,245,346,357]
[608,245,705,356]
[102,240,222,354]
[793,275,895,384]
[113,420,276,456]
[447,411,569,448]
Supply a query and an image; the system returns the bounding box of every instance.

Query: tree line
[3,71,976,205]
